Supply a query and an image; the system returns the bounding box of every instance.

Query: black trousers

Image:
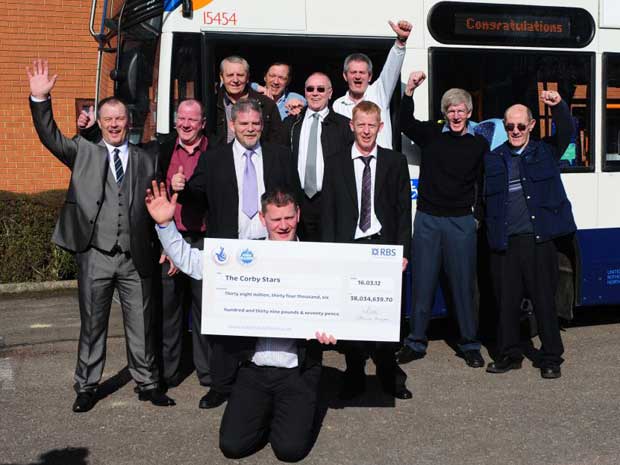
[219,363,321,463]
[298,192,322,242]
[160,234,211,386]
[489,235,564,367]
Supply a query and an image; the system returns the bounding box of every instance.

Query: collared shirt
[232,140,267,240]
[351,143,382,239]
[156,221,298,368]
[297,107,329,192]
[166,136,208,233]
[102,140,129,183]
[333,43,405,149]
[441,120,477,134]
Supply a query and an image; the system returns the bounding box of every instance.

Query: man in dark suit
[284,72,353,241]
[321,100,412,400]
[213,55,286,147]
[27,59,173,412]
[172,98,300,408]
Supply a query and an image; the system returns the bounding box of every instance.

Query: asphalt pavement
[1,290,619,465]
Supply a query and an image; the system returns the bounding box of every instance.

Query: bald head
[304,72,333,112]
[504,103,535,149]
[504,104,533,122]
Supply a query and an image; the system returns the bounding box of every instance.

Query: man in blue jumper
[484,90,576,379]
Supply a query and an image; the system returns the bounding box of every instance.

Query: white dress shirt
[352,143,382,239]
[333,43,405,150]
[297,107,329,192]
[232,140,267,240]
[155,221,298,368]
[103,140,129,182]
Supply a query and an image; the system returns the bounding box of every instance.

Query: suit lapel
[344,156,358,216]
[224,145,239,209]
[261,144,275,190]
[128,145,139,209]
[374,148,388,206]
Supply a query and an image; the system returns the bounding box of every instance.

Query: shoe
[338,374,366,401]
[540,366,561,379]
[395,346,425,364]
[72,391,96,413]
[486,357,523,374]
[462,349,485,368]
[198,389,229,409]
[164,374,182,389]
[392,387,413,400]
[139,388,176,406]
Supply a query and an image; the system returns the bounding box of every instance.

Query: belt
[354,233,382,243]
[93,245,130,257]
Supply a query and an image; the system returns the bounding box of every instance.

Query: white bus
[90,0,620,317]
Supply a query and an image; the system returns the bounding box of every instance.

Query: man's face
[343,60,372,97]
[445,103,472,135]
[220,61,248,97]
[264,64,290,100]
[505,106,535,149]
[350,110,383,153]
[230,109,263,149]
[305,75,332,112]
[97,103,128,146]
[175,101,204,146]
[260,202,299,241]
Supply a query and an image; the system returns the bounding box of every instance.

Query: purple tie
[242,150,258,219]
[359,156,372,232]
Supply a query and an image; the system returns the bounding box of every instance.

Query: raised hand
[26,59,58,100]
[171,165,186,192]
[405,71,426,96]
[388,19,413,43]
[77,105,96,129]
[145,180,177,226]
[540,90,562,106]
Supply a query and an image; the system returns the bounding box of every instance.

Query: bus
[89,0,620,319]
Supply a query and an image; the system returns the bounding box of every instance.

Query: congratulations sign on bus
[454,13,570,39]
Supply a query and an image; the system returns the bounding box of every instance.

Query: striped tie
[359,156,373,232]
[113,148,124,186]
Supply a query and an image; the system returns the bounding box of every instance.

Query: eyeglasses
[504,123,528,132]
[305,86,328,93]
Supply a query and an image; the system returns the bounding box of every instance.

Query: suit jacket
[30,99,159,277]
[213,87,286,147]
[183,142,300,239]
[284,107,354,188]
[321,145,412,259]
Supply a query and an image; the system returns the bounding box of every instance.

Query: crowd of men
[27,16,577,463]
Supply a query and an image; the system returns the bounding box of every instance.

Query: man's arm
[374,20,411,106]
[541,90,574,157]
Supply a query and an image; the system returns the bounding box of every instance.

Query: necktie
[304,113,320,198]
[113,148,124,186]
[242,150,258,219]
[359,156,373,232]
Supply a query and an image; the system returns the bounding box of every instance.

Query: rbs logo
[372,247,397,257]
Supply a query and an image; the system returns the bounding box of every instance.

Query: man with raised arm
[484,91,576,379]
[145,183,335,462]
[27,59,174,412]
[333,19,412,149]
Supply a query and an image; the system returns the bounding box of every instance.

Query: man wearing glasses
[484,91,575,379]
[396,71,488,368]
[284,72,353,241]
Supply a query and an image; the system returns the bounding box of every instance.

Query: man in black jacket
[213,55,286,147]
[322,101,411,400]
[284,72,353,241]
[396,71,488,368]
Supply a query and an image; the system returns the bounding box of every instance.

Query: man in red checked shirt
[78,98,212,395]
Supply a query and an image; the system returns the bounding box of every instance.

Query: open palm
[145,180,177,225]
[26,59,57,99]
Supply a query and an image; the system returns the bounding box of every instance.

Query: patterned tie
[242,150,258,219]
[113,148,124,186]
[304,113,320,198]
[359,156,373,232]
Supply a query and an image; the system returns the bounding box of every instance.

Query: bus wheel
[555,252,575,321]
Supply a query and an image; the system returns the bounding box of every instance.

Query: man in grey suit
[27,59,174,412]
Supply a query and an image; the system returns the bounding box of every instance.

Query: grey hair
[343,53,373,74]
[231,98,263,122]
[220,55,250,75]
[440,88,473,116]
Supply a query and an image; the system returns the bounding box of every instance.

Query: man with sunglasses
[484,91,576,379]
[284,72,353,241]
[396,71,488,368]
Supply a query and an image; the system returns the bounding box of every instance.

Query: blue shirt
[250,83,306,119]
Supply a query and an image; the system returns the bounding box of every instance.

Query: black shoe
[139,388,176,406]
[392,387,413,400]
[164,374,182,389]
[486,357,523,374]
[462,349,485,368]
[338,374,366,401]
[198,389,229,409]
[72,391,96,413]
[395,346,425,364]
[540,365,561,379]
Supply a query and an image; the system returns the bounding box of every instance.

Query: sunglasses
[504,123,528,132]
[305,86,328,93]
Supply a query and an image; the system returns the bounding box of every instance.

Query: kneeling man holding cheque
[146,182,335,463]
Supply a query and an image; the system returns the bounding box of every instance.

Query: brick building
[0,0,114,193]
